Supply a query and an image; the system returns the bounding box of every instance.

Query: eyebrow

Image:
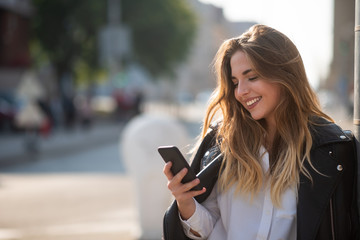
[231,69,253,81]
[242,69,253,75]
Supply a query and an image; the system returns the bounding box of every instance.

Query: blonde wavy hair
[200,24,332,206]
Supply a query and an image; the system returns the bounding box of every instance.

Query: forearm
[179,199,218,239]
[177,198,196,220]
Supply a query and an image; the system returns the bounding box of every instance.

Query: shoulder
[309,116,353,149]
[190,123,220,171]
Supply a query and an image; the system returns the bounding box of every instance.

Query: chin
[250,114,262,121]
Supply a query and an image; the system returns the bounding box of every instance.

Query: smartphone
[158,145,203,191]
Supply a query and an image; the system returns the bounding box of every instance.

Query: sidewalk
[0,101,354,169]
[0,120,124,168]
[0,113,200,240]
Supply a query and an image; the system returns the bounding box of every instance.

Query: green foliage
[31,0,107,85]
[31,0,197,85]
[122,0,197,78]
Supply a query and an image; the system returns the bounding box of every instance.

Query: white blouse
[180,147,297,240]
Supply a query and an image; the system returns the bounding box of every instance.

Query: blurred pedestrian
[15,100,45,153]
[62,95,76,129]
[132,89,144,116]
[37,96,55,137]
[162,24,359,240]
[74,94,93,129]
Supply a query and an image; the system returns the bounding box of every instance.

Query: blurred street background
[0,0,356,239]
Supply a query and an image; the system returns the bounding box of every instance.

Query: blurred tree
[31,0,107,88]
[122,0,197,78]
[31,0,197,92]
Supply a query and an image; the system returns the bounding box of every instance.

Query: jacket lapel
[297,148,340,240]
[297,120,351,240]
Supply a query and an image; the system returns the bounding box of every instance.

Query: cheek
[264,82,282,104]
[233,92,247,111]
[272,87,283,105]
[234,89,242,104]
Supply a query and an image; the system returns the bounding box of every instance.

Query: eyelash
[233,76,258,87]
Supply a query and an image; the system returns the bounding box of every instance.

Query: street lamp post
[99,0,131,81]
[354,0,360,217]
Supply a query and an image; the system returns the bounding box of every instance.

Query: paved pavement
[0,113,202,240]
[0,102,354,240]
[0,119,137,240]
[0,174,138,240]
[0,120,125,168]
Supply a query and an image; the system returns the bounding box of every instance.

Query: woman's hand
[163,161,206,220]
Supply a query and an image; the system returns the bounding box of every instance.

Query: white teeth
[246,97,261,106]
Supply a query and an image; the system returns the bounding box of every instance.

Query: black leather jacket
[163,119,359,240]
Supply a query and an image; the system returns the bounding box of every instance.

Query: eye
[248,76,258,81]
[233,82,238,88]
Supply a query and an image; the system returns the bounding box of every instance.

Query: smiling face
[230,50,282,129]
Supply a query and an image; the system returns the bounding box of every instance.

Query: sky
[199,0,334,89]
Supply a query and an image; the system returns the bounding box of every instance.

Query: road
[0,101,353,240]
[0,122,139,240]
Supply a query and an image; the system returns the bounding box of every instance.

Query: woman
[163,24,359,240]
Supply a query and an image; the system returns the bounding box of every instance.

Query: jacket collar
[309,116,351,149]
[297,117,353,240]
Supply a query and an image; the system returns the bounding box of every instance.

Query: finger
[167,167,188,191]
[172,178,202,198]
[163,162,174,180]
[182,178,201,192]
[177,187,207,202]
[172,167,188,184]
[189,187,207,198]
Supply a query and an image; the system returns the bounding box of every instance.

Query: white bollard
[121,113,190,239]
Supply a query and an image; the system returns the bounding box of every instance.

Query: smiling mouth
[246,97,262,106]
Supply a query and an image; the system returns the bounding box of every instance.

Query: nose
[235,81,250,97]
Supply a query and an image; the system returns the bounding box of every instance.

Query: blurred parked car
[90,94,117,115]
[0,92,21,132]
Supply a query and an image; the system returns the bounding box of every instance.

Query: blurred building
[144,0,256,103]
[174,0,255,100]
[325,0,354,109]
[0,0,35,132]
[0,0,33,91]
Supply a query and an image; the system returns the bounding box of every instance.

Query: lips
[246,97,262,107]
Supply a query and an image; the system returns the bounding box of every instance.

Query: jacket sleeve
[162,126,222,240]
[163,200,191,240]
[347,131,360,239]
[316,130,360,240]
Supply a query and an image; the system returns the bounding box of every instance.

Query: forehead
[230,51,252,76]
